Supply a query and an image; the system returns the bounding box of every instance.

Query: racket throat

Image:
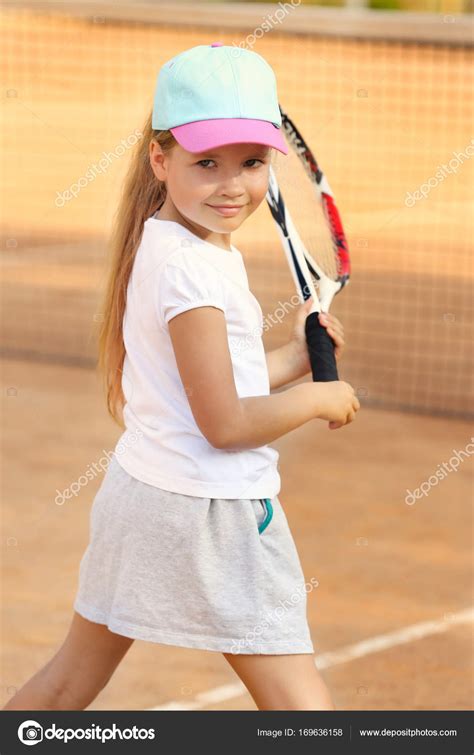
[314,278,342,314]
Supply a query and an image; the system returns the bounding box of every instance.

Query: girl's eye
[196,158,265,169]
[244,159,264,168]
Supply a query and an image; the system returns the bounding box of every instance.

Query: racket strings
[271,145,340,284]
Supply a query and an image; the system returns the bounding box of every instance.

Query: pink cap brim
[170,118,288,155]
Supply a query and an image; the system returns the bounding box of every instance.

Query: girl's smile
[205,203,246,217]
[149,140,272,250]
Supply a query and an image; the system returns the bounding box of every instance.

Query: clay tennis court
[1,2,472,711]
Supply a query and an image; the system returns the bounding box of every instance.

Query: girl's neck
[155,207,233,253]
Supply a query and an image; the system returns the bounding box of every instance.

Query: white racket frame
[267,165,342,314]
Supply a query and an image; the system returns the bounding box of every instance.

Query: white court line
[148,607,474,711]
[314,606,474,670]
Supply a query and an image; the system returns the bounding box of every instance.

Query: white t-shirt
[114,217,281,499]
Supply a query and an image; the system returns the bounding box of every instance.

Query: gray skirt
[74,454,315,655]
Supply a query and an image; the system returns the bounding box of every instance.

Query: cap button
[211,42,223,47]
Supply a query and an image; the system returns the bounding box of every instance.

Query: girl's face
[150,139,272,250]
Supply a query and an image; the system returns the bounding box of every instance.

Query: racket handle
[305,311,339,382]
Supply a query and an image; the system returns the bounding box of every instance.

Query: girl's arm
[265,341,310,391]
[167,306,358,451]
[265,299,346,391]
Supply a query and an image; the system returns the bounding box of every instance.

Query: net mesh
[1,6,472,416]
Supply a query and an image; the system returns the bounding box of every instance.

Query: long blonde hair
[97,110,177,428]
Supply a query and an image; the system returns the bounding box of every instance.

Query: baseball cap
[152,42,288,155]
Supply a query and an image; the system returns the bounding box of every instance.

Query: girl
[4,43,359,712]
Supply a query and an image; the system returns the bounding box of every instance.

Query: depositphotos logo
[18,721,43,745]
[18,720,156,745]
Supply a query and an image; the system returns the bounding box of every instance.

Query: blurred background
[1,0,473,711]
[1,0,472,416]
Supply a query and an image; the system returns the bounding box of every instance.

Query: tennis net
[1,2,473,417]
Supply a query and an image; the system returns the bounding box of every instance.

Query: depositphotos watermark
[230,0,301,55]
[18,720,155,745]
[405,436,474,505]
[54,431,143,506]
[229,576,319,655]
[55,129,143,207]
[404,138,474,207]
[231,291,305,358]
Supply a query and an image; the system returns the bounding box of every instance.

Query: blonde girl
[4,43,359,712]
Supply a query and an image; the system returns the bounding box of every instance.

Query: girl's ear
[150,139,168,182]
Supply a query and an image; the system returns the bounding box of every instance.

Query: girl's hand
[288,297,346,373]
[317,311,345,361]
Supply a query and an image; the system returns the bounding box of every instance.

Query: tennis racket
[266,107,350,382]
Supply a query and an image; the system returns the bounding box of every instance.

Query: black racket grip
[305,311,339,382]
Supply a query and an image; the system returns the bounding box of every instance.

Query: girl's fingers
[326,325,345,356]
[319,313,343,330]
[318,313,345,354]
[328,325,344,340]
[325,320,343,335]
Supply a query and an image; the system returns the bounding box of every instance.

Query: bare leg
[223,652,336,711]
[3,612,134,710]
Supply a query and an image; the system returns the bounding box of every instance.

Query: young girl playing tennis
[4,43,359,712]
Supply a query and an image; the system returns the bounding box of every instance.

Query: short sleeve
[157,250,226,327]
